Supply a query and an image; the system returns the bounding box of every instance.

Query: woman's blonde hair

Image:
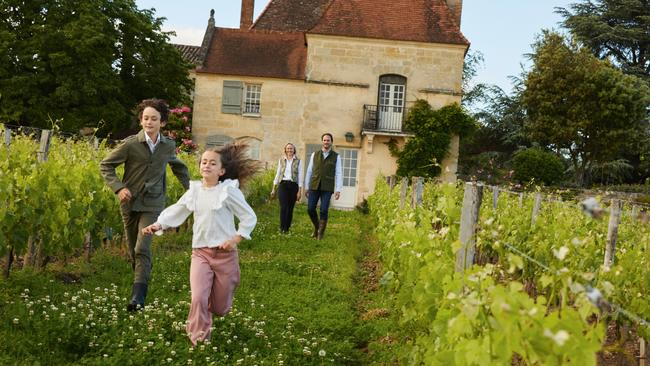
[284,143,297,158]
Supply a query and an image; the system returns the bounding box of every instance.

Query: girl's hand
[219,235,243,251]
[142,223,162,236]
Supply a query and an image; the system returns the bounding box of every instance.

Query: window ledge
[242,113,262,118]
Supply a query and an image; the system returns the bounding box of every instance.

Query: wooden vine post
[399,177,408,209]
[604,199,622,269]
[3,126,10,145]
[388,175,396,191]
[455,182,483,273]
[492,186,499,210]
[25,130,52,270]
[531,193,543,226]
[3,127,12,278]
[411,177,423,208]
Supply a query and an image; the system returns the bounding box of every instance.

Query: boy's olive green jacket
[100,130,190,212]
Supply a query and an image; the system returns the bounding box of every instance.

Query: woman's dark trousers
[278,181,299,232]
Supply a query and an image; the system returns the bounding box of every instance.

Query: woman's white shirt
[155,179,257,248]
[272,157,304,187]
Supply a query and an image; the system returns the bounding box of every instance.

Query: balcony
[362,104,411,135]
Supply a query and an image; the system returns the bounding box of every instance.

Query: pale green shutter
[222,80,243,114]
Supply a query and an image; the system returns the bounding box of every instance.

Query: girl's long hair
[205,142,262,187]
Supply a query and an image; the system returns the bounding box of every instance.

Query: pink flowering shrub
[164,106,198,154]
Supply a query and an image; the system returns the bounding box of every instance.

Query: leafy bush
[163,106,198,154]
[512,148,565,185]
[242,169,275,207]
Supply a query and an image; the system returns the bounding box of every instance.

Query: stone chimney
[240,0,255,29]
[197,9,216,68]
[446,0,463,27]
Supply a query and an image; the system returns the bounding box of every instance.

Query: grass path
[0,201,398,365]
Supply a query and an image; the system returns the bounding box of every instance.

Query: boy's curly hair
[136,98,170,122]
[206,142,262,187]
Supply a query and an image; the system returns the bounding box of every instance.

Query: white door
[333,148,359,209]
[378,82,405,131]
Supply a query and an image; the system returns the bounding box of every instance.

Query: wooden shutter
[222,80,243,114]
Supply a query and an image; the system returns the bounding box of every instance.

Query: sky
[135,0,574,94]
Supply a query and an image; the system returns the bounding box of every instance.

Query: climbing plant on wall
[387,100,476,178]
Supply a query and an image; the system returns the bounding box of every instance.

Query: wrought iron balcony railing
[362,104,410,134]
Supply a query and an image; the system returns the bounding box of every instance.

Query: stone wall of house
[305,34,466,100]
[305,34,465,196]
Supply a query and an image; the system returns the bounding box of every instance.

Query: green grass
[0,201,401,365]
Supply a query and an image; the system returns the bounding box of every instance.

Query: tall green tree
[0,0,192,134]
[522,31,650,185]
[557,0,650,81]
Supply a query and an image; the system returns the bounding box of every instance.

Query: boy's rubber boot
[127,283,148,311]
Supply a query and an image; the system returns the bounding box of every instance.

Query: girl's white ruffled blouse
[154,179,257,248]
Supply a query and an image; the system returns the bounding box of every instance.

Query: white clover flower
[319,350,326,357]
[13,318,19,324]
[544,329,570,346]
[553,246,569,260]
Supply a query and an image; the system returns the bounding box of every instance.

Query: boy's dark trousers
[278,180,299,232]
[120,206,159,310]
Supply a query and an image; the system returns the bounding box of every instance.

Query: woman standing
[271,143,304,233]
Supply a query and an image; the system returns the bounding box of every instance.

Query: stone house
[189,0,469,208]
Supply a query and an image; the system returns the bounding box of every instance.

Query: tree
[557,0,650,81]
[522,31,650,185]
[389,100,476,178]
[0,0,193,135]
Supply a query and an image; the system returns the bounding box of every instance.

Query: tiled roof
[253,0,333,31]
[173,44,202,65]
[310,0,468,45]
[199,28,307,80]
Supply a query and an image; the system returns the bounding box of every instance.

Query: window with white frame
[244,84,261,114]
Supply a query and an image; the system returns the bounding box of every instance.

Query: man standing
[304,133,342,240]
[100,98,190,311]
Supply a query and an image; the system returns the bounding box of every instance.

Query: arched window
[237,136,261,160]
